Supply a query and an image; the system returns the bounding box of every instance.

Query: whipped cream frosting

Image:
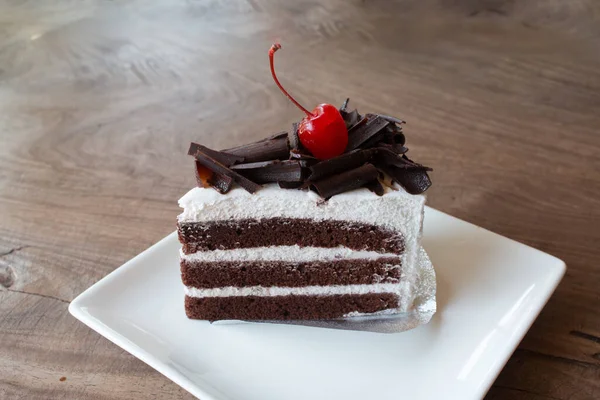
[184,283,402,298]
[180,246,400,263]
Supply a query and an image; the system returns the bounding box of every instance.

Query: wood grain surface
[1,0,599,399]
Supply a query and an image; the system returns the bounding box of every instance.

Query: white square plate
[69,207,565,400]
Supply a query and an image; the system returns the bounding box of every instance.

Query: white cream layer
[184,283,401,298]
[180,245,400,263]
[178,184,424,233]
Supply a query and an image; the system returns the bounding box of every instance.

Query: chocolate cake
[177,44,432,321]
[178,105,432,321]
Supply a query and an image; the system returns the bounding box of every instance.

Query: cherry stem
[269,43,315,118]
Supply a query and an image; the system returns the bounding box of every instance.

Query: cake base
[178,218,404,254]
[181,258,401,288]
[185,293,399,321]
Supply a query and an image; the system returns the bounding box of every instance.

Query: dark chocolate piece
[364,179,385,196]
[340,98,350,112]
[222,132,289,163]
[375,148,432,171]
[345,116,390,151]
[309,147,429,182]
[378,123,406,147]
[310,163,380,199]
[231,160,306,184]
[374,114,406,125]
[379,142,408,155]
[195,160,233,194]
[340,109,361,129]
[379,164,432,195]
[188,142,244,166]
[309,149,376,181]
[278,181,304,189]
[191,145,261,193]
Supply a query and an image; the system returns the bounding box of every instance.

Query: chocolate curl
[188,142,244,166]
[309,147,429,182]
[222,132,289,163]
[310,163,379,199]
[378,163,432,195]
[279,181,304,189]
[195,161,233,193]
[340,108,361,130]
[364,179,385,196]
[345,115,390,151]
[373,113,406,125]
[376,148,432,170]
[308,149,377,181]
[379,142,408,155]
[231,160,307,184]
[189,144,261,193]
[340,98,350,112]
[378,122,406,147]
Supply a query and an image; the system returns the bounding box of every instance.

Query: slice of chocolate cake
[178,183,425,320]
[177,44,433,322]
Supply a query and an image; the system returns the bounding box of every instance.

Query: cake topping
[221,132,289,163]
[269,43,348,160]
[186,44,431,198]
[310,163,380,199]
[345,115,391,151]
[189,144,261,193]
[187,97,432,198]
[230,160,307,185]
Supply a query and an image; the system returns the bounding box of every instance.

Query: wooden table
[1,1,599,399]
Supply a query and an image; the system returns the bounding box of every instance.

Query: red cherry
[269,43,348,160]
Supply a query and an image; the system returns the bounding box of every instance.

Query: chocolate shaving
[309,149,377,181]
[348,115,368,132]
[383,166,432,195]
[345,115,390,151]
[373,114,406,125]
[188,142,244,166]
[231,160,306,184]
[222,131,289,163]
[195,161,234,193]
[364,179,385,196]
[379,142,408,155]
[279,181,304,189]
[379,123,406,147]
[191,145,261,193]
[310,163,379,199]
[340,98,350,112]
[376,148,433,171]
[309,147,430,182]
[340,109,361,129]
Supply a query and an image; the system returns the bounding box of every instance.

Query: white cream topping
[184,283,401,298]
[177,184,423,232]
[180,246,400,263]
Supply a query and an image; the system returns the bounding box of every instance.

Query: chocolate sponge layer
[178,218,404,254]
[181,258,401,288]
[184,293,399,321]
